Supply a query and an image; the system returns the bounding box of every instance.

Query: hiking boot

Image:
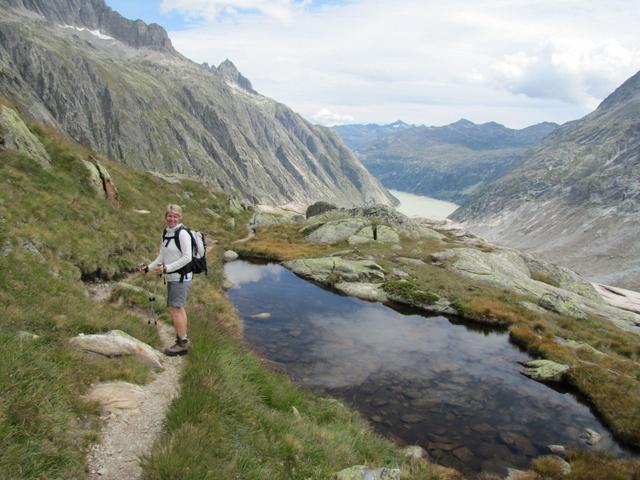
[164,337,189,356]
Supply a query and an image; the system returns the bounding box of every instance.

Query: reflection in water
[225,261,283,285]
[225,261,633,476]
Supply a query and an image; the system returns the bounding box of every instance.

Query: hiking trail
[84,280,184,480]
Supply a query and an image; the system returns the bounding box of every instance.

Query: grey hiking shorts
[167,280,191,307]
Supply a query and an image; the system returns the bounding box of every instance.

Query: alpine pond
[224,260,632,476]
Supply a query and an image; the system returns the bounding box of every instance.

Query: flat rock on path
[84,281,184,480]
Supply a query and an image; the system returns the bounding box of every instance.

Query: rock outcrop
[283,257,385,285]
[82,158,119,204]
[0,104,50,168]
[69,329,164,368]
[452,70,640,290]
[302,205,442,244]
[432,246,640,332]
[0,1,392,207]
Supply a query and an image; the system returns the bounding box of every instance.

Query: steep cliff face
[1,0,174,51]
[0,0,392,207]
[335,120,557,203]
[452,71,640,289]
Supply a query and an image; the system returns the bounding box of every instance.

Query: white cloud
[311,108,354,125]
[166,0,640,128]
[493,40,637,107]
[160,0,309,22]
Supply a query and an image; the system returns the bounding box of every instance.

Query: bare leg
[168,306,188,339]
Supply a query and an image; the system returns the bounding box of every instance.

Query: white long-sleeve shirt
[148,224,193,282]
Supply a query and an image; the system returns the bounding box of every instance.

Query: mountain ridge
[0,0,392,207]
[1,0,175,51]
[335,119,558,203]
[451,70,640,289]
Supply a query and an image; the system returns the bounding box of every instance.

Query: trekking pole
[142,271,159,326]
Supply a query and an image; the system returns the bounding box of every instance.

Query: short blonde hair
[166,204,183,217]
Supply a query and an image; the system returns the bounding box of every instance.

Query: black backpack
[162,226,207,282]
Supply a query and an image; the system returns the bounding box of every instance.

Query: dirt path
[85,281,184,480]
[232,224,255,244]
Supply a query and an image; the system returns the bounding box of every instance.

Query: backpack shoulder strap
[174,226,185,253]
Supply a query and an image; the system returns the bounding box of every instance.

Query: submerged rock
[519,359,569,382]
[498,431,537,456]
[582,428,602,446]
[334,465,400,480]
[402,445,428,460]
[547,444,566,455]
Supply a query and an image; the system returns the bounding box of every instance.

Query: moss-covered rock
[307,218,369,243]
[348,224,400,245]
[433,247,640,332]
[334,465,401,480]
[283,257,385,285]
[519,359,570,382]
[0,105,50,168]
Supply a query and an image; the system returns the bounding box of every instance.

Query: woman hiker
[141,204,192,356]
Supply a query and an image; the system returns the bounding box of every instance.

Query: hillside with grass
[0,101,463,479]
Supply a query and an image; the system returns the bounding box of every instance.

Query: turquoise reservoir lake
[390,189,459,220]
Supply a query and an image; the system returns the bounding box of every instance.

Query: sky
[105,0,640,128]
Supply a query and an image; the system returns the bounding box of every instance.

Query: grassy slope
[0,112,458,479]
[238,224,640,476]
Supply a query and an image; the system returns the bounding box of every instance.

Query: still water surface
[225,260,631,475]
[390,189,459,220]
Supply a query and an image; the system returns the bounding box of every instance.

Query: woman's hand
[154,264,165,275]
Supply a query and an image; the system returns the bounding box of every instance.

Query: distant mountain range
[452,70,640,290]
[335,119,558,204]
[0,0,392,207]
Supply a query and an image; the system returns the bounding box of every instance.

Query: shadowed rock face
[0,1,392,207]
[452,70,640,290]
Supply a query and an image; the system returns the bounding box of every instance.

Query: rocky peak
[449,118,475,128]
[387,120,410,129]
[596,69,640,112]
[216,59,257,94]
[2,0,175,52]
